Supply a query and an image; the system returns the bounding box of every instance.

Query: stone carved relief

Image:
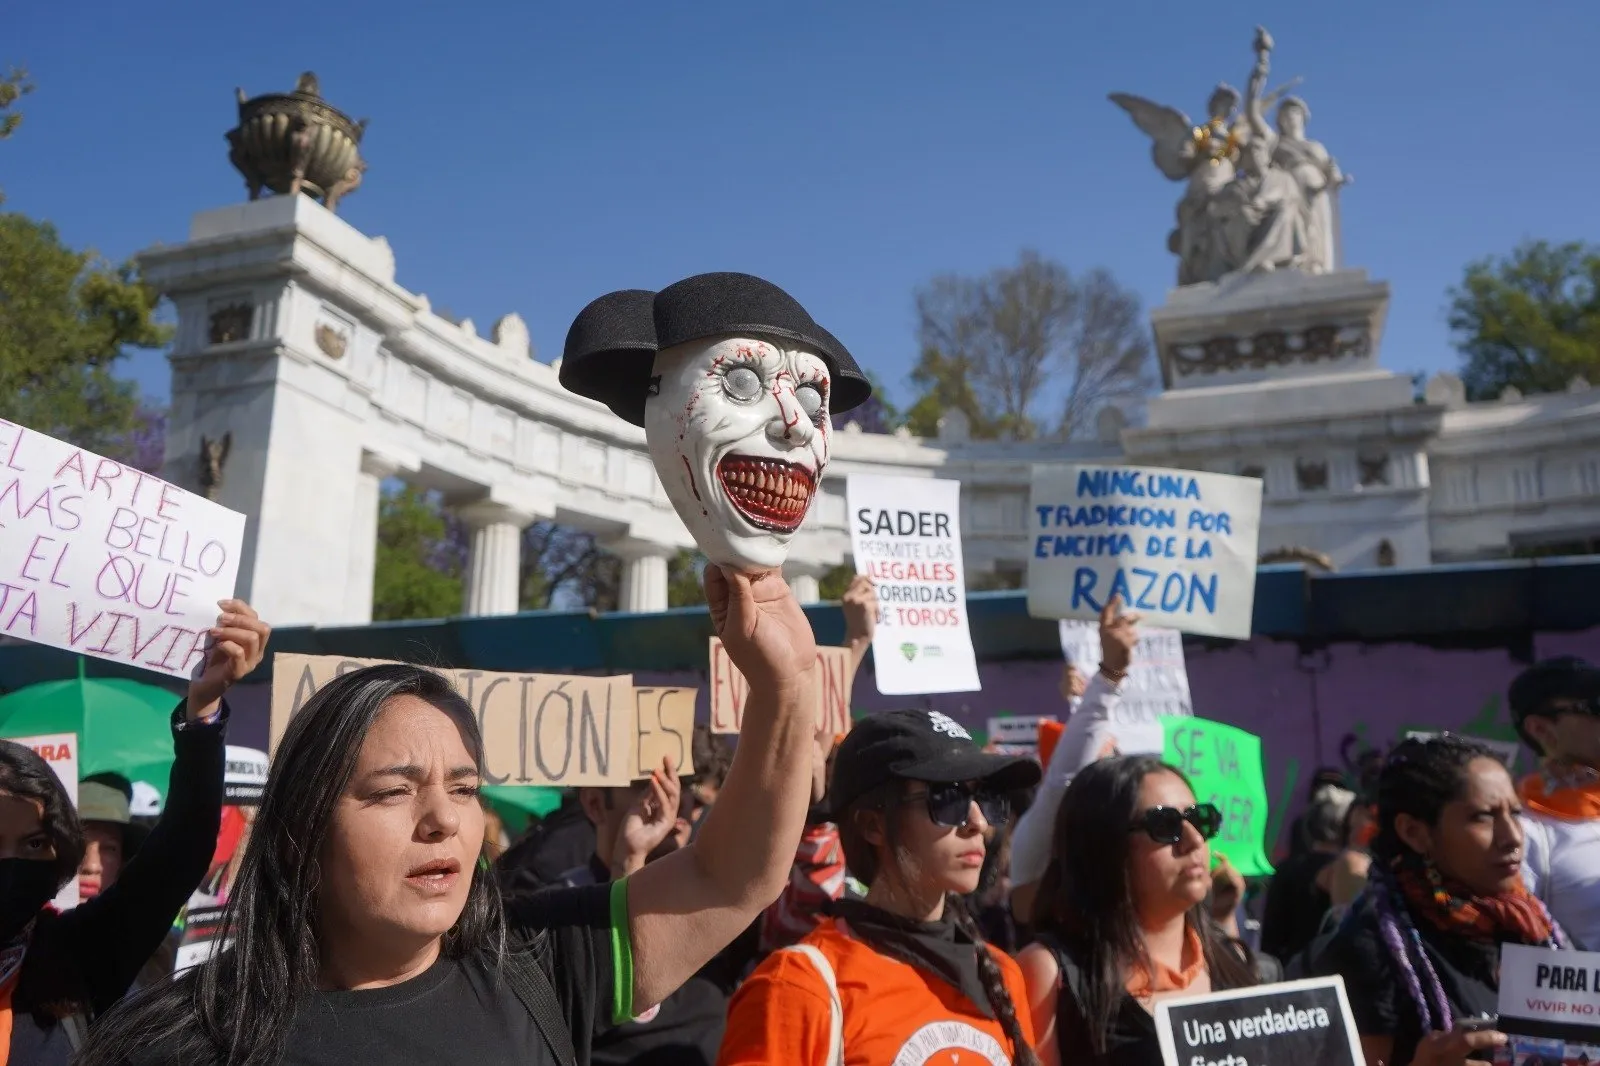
[1358,453,1389,487]
[1259,546,1335,572]
[199,432,232,501]
[1168,323,1369,377]
[208,304,253,346]
[1376,539,1396,568]
[315,323,349,360]
[1296,458,1328,492]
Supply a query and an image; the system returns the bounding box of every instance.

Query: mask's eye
[723,366,762,401]
[795,383,824,418]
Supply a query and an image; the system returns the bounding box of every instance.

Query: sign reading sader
[270,654,638,788]
[1155,977,1362,1066]
[1163,716,1275,877]
[846,474,980,695]
[1028,464,1262,639]
[1498,944,1600,1055]
[709,640,852,736]
[0,420,246,678]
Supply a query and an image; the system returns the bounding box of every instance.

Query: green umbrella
[0,664,182,789]
[483,784,564,835]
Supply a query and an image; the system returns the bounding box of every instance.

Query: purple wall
[216,627,1600,858]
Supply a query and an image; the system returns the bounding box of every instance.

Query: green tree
[0,214,170,453]
[372,485,463,621]
[1448,239,1600,400]
[909,250,1154,440]
[817,564,856,602]
[666,550,708,608]
[0,67,34,204]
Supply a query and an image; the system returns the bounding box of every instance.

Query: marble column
[460,501,535,617]
[345,449,417,625]
[783,561,833,605]
[608,540,676,614]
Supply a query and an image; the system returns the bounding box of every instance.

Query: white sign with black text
[1498,943,1600,1053]
[1154,977,1362,1066]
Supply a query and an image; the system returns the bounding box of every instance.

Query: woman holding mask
[1317,735,1567,1066]
[0,599,269,1064]
[718,707,1042,1066]
[78,566,819,1066]
[1019,755,1260,1066]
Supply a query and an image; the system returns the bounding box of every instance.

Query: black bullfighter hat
[560,273,872,427]
[558,288,659,425]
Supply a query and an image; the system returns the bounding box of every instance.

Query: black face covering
[0,857,63,943]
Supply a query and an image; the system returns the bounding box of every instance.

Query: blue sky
[7,1,1598,413]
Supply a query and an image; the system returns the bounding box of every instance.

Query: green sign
[1161,716,1275,877]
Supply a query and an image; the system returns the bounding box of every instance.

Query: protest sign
[13,732,79,909]
[174,749,269,976]
[1061,618,1193,754]
[986,714,1057,757]
[1163,716,1274,877]
[269,654,636,788]
[1498,944,1600,1056]
[1028,464,1262,639]
[1154,977,1362,1066]
[0,419,246,679]
[632,687,697,779]
[709,640,852,736]
[846,475,980,695]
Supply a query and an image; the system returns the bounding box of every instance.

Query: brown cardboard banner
[707,639,853,736]
[268,653,683,788]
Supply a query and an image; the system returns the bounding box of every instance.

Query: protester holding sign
[719,708,1042,1065]
[0,599,267,1065]
[1010,596,1139,919]
[1314,735,1570,1066]
[1019,755,1262,1066]
[78,566,819,1066]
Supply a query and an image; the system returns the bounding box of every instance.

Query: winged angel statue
[1111,27,1350,287]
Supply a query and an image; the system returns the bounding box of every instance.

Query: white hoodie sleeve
[1009,672,1124,885]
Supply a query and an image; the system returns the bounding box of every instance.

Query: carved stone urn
[226,72,367,212]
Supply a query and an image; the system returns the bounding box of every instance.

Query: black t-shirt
[126,882,626,1066]
[1321,898,1500,1066]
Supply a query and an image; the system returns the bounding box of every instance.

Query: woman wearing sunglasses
[1019,755,1261,1066]
[718,709,1042,1066]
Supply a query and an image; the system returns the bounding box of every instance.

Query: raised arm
[625,567,817,1010]
[840,574,877,680]
[59,600,269,1013]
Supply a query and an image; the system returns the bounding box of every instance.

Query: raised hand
[614,756,683,876]
[840,575,878,646]
[705,565,818,696]
[187,599,270,721]
[1098,595,1141,679]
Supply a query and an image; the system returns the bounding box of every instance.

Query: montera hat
[560,273,872,427]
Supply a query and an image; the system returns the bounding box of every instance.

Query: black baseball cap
[827,709,1042,818]
[1509,657,1600,727]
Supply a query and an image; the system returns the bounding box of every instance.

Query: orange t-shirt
[718,916,1035,1066]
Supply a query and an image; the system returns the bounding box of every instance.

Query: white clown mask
[644,335,831,573]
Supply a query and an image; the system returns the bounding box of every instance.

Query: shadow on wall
[212,628,1600,859]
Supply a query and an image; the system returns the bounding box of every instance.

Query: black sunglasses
[902,782,1011,830]
[1130,803,1222,845]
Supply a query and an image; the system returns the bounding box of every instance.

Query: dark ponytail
[948,894,1040,1066]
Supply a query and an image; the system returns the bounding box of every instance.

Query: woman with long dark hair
[78,566,819,1066]
[1317,735,1567,1066]
[0,599,268,1064]
[1019,755,1259,1066]
[719,708,1042,1065]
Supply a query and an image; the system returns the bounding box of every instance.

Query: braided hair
[1364,734,1566,1034]
[838,781,1041,1066]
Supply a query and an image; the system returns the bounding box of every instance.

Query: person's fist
[1098,595,1140,678]
[188,599,270,719]
[841,575,877,644]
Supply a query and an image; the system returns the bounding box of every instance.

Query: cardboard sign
[1028,464,1262,639]
[1060,618,1193,754]
[13,732,79,909]
[1163,716,1275,877]
[1499,944,1600,1048]
[632,687,697,779]
[0,419,246,679]
[709,640,852,736]
[846,474,980,695]
[270,654,637,788]
[1155,977,1362,1066]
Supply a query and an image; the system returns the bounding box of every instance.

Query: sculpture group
[1112,26,1350,287]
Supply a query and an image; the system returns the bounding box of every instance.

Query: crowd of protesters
[0,569,1596,1065]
